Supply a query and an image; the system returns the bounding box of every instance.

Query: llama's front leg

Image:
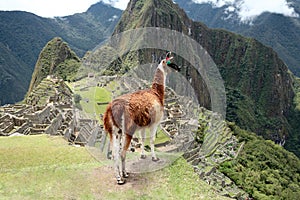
[112,132,125,185]
[139,129,146,159]
[150,125,159,161]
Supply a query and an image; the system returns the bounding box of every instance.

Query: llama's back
[103,89,163,136]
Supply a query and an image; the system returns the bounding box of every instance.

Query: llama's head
[158,53,181,74]
[165,52,181,72]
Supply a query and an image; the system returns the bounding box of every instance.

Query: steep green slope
[175,0,300,76]
[188,106,300,199]
[27,37,81,95]
[111,0,294,144]
[0,42,31,105]
[219,124,300,200]
[207,29,294,137]
[285,77,300,157]
[0,11,59,69]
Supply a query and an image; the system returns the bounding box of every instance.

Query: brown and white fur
[103,59,178,184]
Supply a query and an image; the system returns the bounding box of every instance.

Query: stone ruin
[0,76,99,146]
[0,102,72,137]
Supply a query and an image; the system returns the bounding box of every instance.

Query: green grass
[0,135,100,199]
[78,86,111,117]
[69,78,112,121]
[0,135,230,200]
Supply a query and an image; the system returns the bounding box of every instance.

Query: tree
[74,94,82,104]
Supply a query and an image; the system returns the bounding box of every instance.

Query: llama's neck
[151,67,166,105]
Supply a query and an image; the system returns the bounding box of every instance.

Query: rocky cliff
[111,0,295,142]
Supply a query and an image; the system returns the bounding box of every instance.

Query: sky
[192,0,299,21]
[0,0,298,20]
[0,0,128,18]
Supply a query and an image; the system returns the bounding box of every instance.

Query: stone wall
[25,106,51,124]
[45,113,63,135]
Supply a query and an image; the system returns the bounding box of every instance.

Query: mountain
[0,42,32,105]
[0,2,122,105]
[174,0,300,76]
[26,37,80,97]
[101,0,300,157]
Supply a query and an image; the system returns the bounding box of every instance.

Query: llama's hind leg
[121,134,132,178]
[150,125,159,162]
[112,130,125,185]
[107,133,113,159]
[139,129,146,159]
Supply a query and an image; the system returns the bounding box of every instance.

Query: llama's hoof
[107,151,112,160]
[152,157,160,162]
[117,178,126,185]
[123,171,129,178]
[140,155,147,159]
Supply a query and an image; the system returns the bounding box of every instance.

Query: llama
[103,53,180,184]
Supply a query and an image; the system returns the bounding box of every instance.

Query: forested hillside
[175,0,300,76]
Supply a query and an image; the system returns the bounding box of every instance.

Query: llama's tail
[103,103,113,139]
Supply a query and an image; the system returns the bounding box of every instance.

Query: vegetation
[219,123,300,200]
[293,77,300,110]
[0,135,100,199]
[0,42,32,105]
[68,78,112,121]
[0,135,230,200]
[27,37,81,95]
[175,0,300,76]
[285,77,300,157]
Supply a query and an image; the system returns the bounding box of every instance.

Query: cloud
[102,0,129,10]
[0,0,99,18]
[192,0,299,21]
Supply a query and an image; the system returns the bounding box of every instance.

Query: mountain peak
[26,37,80,96]
[113,0,192,34]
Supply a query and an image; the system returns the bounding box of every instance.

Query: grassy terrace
[68,78,112,121]
[0,135,230,200]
